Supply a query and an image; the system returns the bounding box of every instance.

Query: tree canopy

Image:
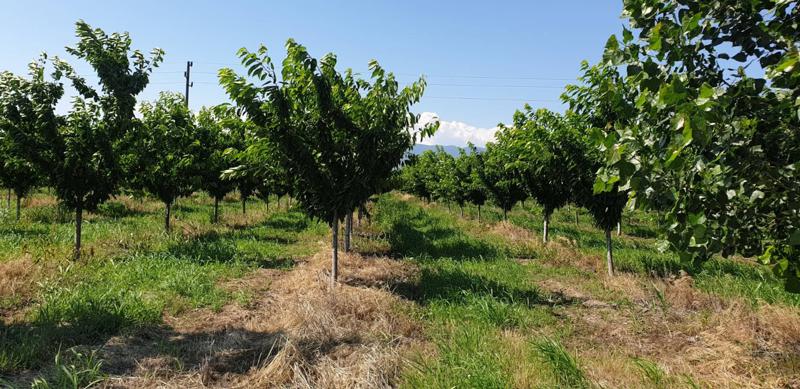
[571,0,800,289]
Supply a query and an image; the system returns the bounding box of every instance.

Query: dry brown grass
[100,250,421,388]
[0,257,51,322]
[548,270,800,389]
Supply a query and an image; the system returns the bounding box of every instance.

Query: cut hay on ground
[99,251,421,388]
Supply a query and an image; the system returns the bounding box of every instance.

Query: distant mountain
[411,144,485,156]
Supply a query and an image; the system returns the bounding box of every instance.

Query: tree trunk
[6,189,10,208]
[15,195,21,222]
[459,204,464,218]
[543,214,549,243]
[331,213,339,288]
[617,221,621,236]
[447,202,451,212]
[165,201,172,232]
[503,208,508,221]
[478,205,482,223]
[357,205,363,227]
[74,205,83,261]
[605,227,615,276]
[575,209,579,225]
[242,197,247,215]
[213,198,219,223]
[344,212,352,253]
[265,195,269,211]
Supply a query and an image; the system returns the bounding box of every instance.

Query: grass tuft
[533,337,590,389]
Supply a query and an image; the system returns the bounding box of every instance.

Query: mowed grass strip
[373,193,799,388]
[0,192,326,375]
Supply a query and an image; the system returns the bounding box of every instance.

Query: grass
[28,349,105,389]
[0,191,326,378]
[2,190,799,387]
[502,200,800,307]
[533,337,590,389]
[372,194,799,388]
[375,196,569,387]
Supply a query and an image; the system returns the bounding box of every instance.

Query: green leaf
[593,178,607,194]
[687,212,706,226]
[749,190,765,202]
[603,35,622,64]
[649,23,663,51]
[622,28,634,43]
[696,83,714,105]
[683,12,703,33]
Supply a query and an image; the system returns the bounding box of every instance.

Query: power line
[145,80,562,102]
[427,96,557,102]
[151,79,568,89]
[160,61,576,82]
[428,83,565,89]
[400,73,574,82]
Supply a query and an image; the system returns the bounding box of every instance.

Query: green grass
[0,192,326,376]
[2,190,797,387]
[403,324,514,388]
[533,337,590,389]
[27,349,105,389]
[500,200,800,307]
[372,194,795,387]
[375,196,571,387]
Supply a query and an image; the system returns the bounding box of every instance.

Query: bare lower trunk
[357,205,363,227]
[331,213,339,288]
[459,204,464,218]
[16,196,21,221]
[575,209,579,225]
[478,205,482,223]
[344,212,352,253]
[617,221,621,236]
[447,202,451,212]
[242,198,247,215]
[6,189,10,208]
[213,198,219,223]
[605,227,614,276]
[543,215,549,243]
[165,201,171,232]
[74,205,83,261]
[503,208,508,221]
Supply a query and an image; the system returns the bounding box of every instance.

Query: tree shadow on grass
[621,222,660,239]
[94,201,153,219]
[258,211,313,233]
[0,224,51,240]
[392,265,572,308]
[227,211,313,244]
[2,317,287,387]
[165,231,294,269]
[0,295,157,377]
[100,326,287,384]
[381,204,500,261]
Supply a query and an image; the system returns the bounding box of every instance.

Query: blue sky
[0,0,623,146]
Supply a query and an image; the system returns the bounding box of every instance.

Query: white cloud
[416,112,499,147]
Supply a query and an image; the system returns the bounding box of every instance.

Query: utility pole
[184,61,193,106]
